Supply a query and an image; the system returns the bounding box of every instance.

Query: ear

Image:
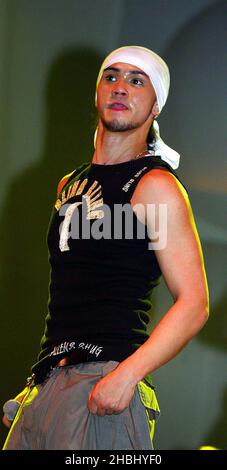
[151,101,159,117]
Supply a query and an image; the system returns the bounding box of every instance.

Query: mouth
[108,102,129,111]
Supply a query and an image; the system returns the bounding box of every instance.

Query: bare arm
[88,169,209,415]
[119,169,209,381]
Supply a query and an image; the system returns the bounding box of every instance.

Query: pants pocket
[137,380,160,444]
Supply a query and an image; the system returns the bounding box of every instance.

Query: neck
[92,123,150,165]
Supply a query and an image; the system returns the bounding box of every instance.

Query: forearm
[117,297,209,385]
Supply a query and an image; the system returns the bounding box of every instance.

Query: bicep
[155,195,207,303]
[144,172,208,305]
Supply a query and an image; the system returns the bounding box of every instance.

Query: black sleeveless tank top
[31,155,186,384]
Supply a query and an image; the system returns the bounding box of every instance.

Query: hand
[87,364,137,417]
[2,386,29,428]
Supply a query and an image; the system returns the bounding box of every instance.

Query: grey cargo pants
[3,360,160,450]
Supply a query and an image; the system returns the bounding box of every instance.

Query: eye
[130,77,144,86]
[103,74,117,82]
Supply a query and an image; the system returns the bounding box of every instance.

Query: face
[96,62,158,133]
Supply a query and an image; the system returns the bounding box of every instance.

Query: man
[3,46,209,450]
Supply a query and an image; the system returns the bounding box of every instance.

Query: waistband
[31,349,154,389]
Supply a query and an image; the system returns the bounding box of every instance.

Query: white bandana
[148,120,180,170]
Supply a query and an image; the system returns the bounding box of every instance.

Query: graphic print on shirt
[55,178,104,252]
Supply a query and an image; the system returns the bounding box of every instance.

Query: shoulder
[57,171,75,197]
[56,162,90,196]
[133,167,189,206]
[131,167,191,228]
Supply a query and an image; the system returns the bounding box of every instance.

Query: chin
[102,118,137,133]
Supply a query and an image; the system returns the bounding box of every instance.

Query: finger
[101,405,122,416]
[2,415,12,428]
[87,390,96,413]
[96,409,107,417]
[88,401,98,414]
[105,409,114,415]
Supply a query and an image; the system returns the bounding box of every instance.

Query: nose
[111,79,128,97]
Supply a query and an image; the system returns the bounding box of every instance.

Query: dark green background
[0,0,226,450]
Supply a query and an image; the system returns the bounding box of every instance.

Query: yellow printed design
[55,179,104,220]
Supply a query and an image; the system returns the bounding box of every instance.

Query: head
[95,46,170,142]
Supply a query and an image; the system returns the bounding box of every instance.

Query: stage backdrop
[0,0,226,450]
